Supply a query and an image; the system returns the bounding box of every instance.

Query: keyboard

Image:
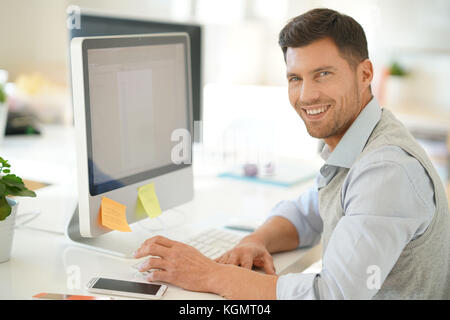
[184,228,244,260]
[132,228,244,275]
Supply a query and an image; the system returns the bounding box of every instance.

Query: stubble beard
[300,87,361,140]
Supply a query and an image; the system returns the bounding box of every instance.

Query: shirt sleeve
[266,176,323,248]
[277,148,435,300]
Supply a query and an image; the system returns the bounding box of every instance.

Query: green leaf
[0,196,12,221]
[1,174,24,188]
[0,85,6,104]
[4,185,18,196]
[3,169,10,173]
[15,189,36,197]
[5,185,36,197]
[389,61,407,77]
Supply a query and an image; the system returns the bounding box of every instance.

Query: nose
[298,80,320,106]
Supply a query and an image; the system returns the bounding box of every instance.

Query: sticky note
[137,183,162,219]
[98,197,131,232]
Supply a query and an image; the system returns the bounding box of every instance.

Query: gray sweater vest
[318,108,450,299]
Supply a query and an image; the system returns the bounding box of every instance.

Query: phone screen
[92,278,162,295]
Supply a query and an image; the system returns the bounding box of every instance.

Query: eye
[319,71,330,77]
[289,76,301,82]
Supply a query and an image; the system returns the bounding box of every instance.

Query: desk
[0,125,321,299]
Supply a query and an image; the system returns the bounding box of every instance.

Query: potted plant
[383,60,410,108]
[0,157,36,263]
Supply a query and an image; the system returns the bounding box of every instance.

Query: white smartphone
[86,277,167,299]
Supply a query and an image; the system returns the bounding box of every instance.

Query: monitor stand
[65,205,152,258]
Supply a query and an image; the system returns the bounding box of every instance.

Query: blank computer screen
[86,43,189,194]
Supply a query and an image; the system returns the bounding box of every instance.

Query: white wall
[1,0,449,114]
[0,0,68,83]
[0,0,175,84]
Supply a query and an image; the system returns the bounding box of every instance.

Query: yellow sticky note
[138,183,162,219]
[98,197,131,232]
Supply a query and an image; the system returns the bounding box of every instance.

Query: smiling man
[133,8,450,299]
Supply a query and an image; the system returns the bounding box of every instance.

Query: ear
[358,59,373,89]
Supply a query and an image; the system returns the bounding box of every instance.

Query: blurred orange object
[32,292,114,300]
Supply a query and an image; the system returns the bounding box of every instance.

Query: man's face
[286,37,364,148]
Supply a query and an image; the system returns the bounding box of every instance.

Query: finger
[139,257,168,272]
[147,235,175,248]
[134,242,171,259]
[138,235,175,252]
[134,235,174,258]
[158,236,180,248]
[226,251,240,266]
[240,256,253,270]
[215,251,229,263]
[215,252,229,264]
[147,269,169,283]
[262,255,276,275]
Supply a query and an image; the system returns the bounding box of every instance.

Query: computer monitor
[67,10,203,141]
[66,33,194,257]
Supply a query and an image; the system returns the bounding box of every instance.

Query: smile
[302,104,331,116]
[302,104,331,120]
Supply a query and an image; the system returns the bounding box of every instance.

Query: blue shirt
[269,98,436,299]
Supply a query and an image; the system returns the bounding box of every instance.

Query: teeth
[305,105,329,115]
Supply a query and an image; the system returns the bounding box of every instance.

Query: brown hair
[279,8,369,69]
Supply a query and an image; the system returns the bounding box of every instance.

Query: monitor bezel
[80,33,193,196]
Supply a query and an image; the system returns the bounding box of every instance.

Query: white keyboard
[184,228,244,260]
[132,228,244,275]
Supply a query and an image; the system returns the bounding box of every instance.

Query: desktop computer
[67,33,195,257]
[67,9,203,141]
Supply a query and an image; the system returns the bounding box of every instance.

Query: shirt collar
[320,97,381,169]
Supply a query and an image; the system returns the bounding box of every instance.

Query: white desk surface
[0,124,322,300]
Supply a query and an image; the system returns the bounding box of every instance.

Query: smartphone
[86,277,167,299]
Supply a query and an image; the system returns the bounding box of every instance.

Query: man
[133,8,450,299]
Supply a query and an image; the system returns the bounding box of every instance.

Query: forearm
[210,263,278,300]
[248,216,299,253]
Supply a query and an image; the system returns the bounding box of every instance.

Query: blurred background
[0,0,449,191]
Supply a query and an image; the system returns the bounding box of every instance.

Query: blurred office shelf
[387,102,450,142]
[389,105,450,202]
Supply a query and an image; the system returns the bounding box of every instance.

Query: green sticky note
[138,183,162,219]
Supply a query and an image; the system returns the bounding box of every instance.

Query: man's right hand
[214,234,276,275]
